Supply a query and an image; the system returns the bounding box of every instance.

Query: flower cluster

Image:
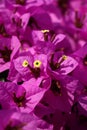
[0,0,87,130]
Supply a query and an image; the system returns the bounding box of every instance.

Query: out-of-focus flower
[0,36,21,73]
[0,110,53,130]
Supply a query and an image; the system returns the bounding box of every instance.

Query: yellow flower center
[22,60,29,67]
[41,30,49,33]
[33,60,42,68]
[62,55,67,60]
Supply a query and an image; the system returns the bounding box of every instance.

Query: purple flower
[11,12,30,32]
[0,0,87,129]
[72,44,87,86]
[5,0,53,11]
[0,36,21,73]
[48,53,78,77]
[39,75,80,113]
[8,52,48,81]
[0,76,50,112]
[0,110,53,130]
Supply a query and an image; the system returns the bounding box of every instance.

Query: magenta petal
[59,56,78,75]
